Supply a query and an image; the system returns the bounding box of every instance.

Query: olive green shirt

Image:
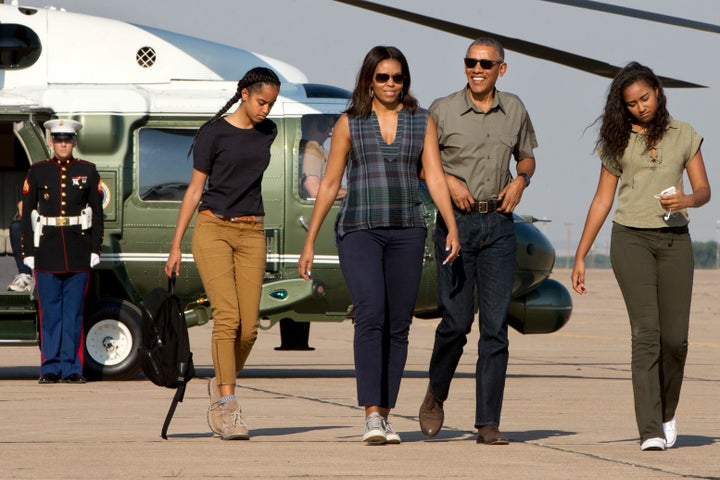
[429,87,537,200]
[601,119,702,228]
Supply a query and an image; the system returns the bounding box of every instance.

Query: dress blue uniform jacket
[21,156,104,272]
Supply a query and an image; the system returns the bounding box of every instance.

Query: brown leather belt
[469,199,500,213]
[199,209,264,224]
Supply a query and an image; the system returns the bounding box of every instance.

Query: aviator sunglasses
[463,58,503,69]
[374,73,405,84]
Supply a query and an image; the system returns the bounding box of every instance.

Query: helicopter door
[14,120,51,163]
[0,118,49,257]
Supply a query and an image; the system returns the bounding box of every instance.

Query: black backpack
[138,275,195,438]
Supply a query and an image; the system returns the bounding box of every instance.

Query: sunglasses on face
[463,58,502,69]
[374,73,405,84]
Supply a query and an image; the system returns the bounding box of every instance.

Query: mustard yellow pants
[192,214,266,386]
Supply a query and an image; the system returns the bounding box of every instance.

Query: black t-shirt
[193,117,277,217]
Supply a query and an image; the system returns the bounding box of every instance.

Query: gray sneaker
[220,399,250,440]
[8,273,33,293]
[207,377,222,435]
[362,412,386,443]
[383,417,401,444]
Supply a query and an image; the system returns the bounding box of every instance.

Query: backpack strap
[161,384,186,439]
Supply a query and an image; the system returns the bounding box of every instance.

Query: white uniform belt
[40,215,82,226]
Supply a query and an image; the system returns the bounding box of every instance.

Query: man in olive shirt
[419,37,537,445]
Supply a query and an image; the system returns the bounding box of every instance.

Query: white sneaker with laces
[663,418,677,448]
[383,416,401,444]
[362,412,386,443]
[640,437,666,451]
[8,273,33,293]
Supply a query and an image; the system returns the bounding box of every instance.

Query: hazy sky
[17,0,720,253]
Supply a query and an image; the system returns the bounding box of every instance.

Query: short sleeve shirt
[429,87,537,200]
[601,119,702,228]
[193,117,277,217]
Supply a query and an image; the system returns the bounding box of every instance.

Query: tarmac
[0,268,718,479]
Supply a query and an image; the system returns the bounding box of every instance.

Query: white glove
[90,253,100,268]
[23,256,35,270]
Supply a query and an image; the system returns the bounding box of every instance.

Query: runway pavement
[0,269,718,479]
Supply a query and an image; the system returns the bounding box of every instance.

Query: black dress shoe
[38,373,59,384]
[419,385,444,437]
[62,373,86,384]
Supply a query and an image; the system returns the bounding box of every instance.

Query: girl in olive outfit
[572,62,710,451]
[165,67,280,440]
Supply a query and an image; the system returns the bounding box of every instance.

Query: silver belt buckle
[476,202,489,213]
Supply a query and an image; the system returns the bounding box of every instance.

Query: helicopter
[1,1,703,381]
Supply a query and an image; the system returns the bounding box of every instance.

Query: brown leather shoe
[419,386,444,437]
[476,425,509,445]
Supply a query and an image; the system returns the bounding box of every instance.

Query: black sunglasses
[463,58,503,69]
[374,73,405,84]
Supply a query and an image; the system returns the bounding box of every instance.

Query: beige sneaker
[207,377,222,435]
[220,399,250,440]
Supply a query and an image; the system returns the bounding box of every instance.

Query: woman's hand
[571,259,587,295]
[298,244,314,281]
[165,246,182,277]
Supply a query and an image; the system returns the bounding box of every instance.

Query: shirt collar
[459,86,505,116]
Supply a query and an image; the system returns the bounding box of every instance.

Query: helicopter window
[0,24,42,70]
[138,128,194,202]
[298,113,345,201]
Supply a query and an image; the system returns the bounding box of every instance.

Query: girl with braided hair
[572,62,710,451]
[165,67,280,440]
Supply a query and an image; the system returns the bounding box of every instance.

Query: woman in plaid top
[299,46,460,444]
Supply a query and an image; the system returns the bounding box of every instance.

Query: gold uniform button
[61,201,66,206]
[61,192,67,197]
[61,210,66,215]
[61,175,67,179]
[61,183,66,188]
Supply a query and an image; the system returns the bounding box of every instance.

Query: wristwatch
[518,172,531,187]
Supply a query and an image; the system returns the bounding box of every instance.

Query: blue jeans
[36,271,90,377]
[429,211,516,428]
[337,227,426,408]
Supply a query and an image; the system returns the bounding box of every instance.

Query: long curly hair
[188,67,281,156]
[346,46,418,118]
[595,61,669,162]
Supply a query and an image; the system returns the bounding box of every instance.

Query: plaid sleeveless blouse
[336,107,428,237]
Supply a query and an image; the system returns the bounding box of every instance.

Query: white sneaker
[640,437,666,451]
[663,418,677,448]
[8,273,33,293]
[362,412,386,443]
[383,416,401,444]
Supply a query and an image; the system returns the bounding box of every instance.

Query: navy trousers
[36,271,89,378]
[337,227,426,408]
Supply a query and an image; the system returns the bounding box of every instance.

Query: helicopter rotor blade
[542,0,720,35]
[333,0,705,88]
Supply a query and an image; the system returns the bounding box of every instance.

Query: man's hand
[497,176,527,213]
[446,175,475,212]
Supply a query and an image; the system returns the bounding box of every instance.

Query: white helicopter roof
[0,3,348,115]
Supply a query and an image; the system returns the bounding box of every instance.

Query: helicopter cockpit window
[138,128,194,202]
[0,24,42,69]
[298,114,346,201]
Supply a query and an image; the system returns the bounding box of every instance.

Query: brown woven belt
[199,209,264,224]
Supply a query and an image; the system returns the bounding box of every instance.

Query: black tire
[83,299,143,381]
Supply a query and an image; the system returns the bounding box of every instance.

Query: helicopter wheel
[83,299,143,381]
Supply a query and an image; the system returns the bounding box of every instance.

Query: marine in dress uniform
[21,119,104,384]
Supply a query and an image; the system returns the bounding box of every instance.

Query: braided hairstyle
[188,67,281,156]
[595,61,669,163]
